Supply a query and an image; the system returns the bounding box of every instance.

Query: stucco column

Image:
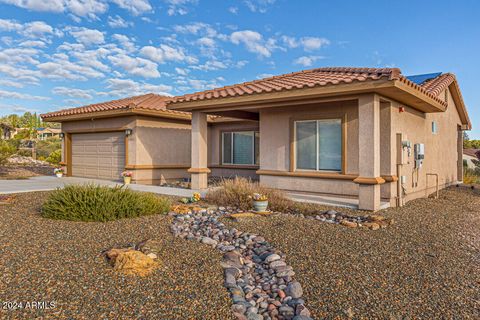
[188,111,210,189]
[354,94,385,211]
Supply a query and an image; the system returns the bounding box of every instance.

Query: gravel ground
[224,187,480,319]
[0,192,233,319]
[0,165,53,179]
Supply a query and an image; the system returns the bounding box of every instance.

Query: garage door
[71,132,125,180]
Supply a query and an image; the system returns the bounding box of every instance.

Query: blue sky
[0,0,478,137]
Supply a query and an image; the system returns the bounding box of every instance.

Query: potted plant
[252,193,268,212]
[54,167,64,178]
[121,171,133,185]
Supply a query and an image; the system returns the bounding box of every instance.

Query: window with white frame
[222,131,259,165]
[295,119,342,171]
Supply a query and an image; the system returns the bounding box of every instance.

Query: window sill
[256,169,357,180]
[210,164,260,170]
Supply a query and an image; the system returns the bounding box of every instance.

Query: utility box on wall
[414,143,425,168]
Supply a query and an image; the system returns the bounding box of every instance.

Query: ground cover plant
[41,184,171,222]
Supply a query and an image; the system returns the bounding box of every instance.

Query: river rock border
[170,207,313,320]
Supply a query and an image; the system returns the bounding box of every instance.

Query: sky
[0,0,478,137]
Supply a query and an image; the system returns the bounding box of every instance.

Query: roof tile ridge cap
[398,74,448,106]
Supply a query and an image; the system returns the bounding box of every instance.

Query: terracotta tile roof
[168,67,452,107]
[41,93,189,120]
[463,148,480,159]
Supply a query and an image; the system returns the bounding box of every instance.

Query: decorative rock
[264,254,281,263]
[108,249,158,276]
[340,220,358,228]
[246,311,263,320]
[286,281,303,299]
[232,303,247,314]
[201,236,218,246]
[269,260,287,269]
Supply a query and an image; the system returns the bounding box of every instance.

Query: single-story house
[166,67,471,211]
[37,127,62,140]
[0,123,13,140]
[41,93,256,183]
[463,148,479,169]
[42,67,471,211]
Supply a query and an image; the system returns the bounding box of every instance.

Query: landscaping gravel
[0,192,233,319]
[0,165,53,179]
[224,187,480,319]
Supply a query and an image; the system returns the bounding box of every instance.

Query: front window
[295,119,342,171]
[222,131,259,165]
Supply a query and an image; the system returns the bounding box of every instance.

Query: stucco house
[42,67,471,211]
[0,123,13,140]
[37,127,62,140]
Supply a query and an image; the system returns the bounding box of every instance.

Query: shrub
[0,140,15,165]
[463,169,479,185]
[41,184,171,222]
[206,177,295,212]
[46,149,62,165]
[36,138,61,159]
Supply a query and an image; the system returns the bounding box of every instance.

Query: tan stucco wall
[387,87,463,203]
[259,100,360,195]
[208,121,259,178]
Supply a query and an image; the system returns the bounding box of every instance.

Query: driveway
[0,176,203,198]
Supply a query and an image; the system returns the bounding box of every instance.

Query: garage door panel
[71,132,125,180]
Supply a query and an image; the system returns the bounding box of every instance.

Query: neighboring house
[166,67,471,211]
[463,149,479,169]
[0,123,13,140]
[37,127,61,140]
[42,67,471,211]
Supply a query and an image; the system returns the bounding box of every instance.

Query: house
[0,123,13,140]
[166,67,471,211]
[37,127,61,140]
[463,149,479,169]
[42,67,471,211]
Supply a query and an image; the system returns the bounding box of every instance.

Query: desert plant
[36,138,61,159]
[46,149,62,165]
[463,169,479,185]
[206,177,294,212]
[0,140,15,165]
[41,184,171,222]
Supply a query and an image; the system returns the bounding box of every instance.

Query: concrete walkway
[0,176,204,198]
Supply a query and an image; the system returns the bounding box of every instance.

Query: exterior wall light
[125,129,133,136]
[59,132,65,139]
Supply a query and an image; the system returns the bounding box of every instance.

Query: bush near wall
[42,184,171,222]
[0,140,16,165]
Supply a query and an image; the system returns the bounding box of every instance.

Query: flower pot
[253,200,268,212]
[56,173,63,178]
[123,176,132,185]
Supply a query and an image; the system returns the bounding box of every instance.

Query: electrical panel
[414,143,425,168]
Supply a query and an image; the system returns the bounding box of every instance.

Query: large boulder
[106,249,158,276]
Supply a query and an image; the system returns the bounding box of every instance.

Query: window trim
[221,129,259,166]
[289,114,346,174]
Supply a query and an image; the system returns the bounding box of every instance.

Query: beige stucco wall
[259,100,360,196]
[387,87,463,203]
[208,120,259,178]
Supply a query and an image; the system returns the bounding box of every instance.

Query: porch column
[354,94,385,211]
[188,111,210,189]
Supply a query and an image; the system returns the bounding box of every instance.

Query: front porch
[186,93,392,211]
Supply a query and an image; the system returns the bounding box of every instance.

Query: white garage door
[71,132,125,180]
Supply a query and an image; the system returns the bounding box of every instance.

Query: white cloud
[175,67,189,76]
[112,34,136,52]
[107,15,133,28]
[230,30,271,57]
[0,19,56,40]
[301,37,330,51]
[0,48,40,65]
[106,78,172,96]
[111,0,152,15]
[18,40,46,47]
[293,55,323,67]
[108,54,160,78]
[243,0,276,13]
[140,44,197,64]
[197,37,215,47]
[0,79,25,88]
[68,27,105,46]
[0,89,49,100]
[52,86,94,99]
[164,0,197,16]
[0,0,108,19]
[228,6,238,14]
[173,22,218,38]
[190,60,227,71]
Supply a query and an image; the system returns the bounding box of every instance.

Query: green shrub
[46,149,62,165]
[206,177,295,212]
[0,140,15,165]
[36,138,61,159]
[41,184,171,222]
[463,169,479,185]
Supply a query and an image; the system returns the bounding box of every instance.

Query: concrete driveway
[0,176,203,198]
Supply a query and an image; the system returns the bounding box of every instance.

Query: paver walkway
[0,176,204,198]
